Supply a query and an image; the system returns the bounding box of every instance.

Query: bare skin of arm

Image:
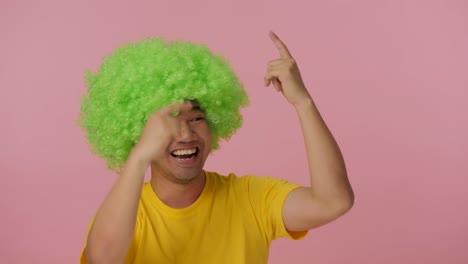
[264,32,354,231]
[85,103,193,264]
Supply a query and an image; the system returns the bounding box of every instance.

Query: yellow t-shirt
[81,171,308,263]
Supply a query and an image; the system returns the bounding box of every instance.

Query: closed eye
[190,116,205,122]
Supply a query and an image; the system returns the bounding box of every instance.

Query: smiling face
[151,105,212,184]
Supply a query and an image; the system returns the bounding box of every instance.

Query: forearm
[86,156,147,263]
[295,96,354,206]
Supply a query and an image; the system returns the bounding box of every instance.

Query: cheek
[191,121,212,145]
[200,124,212,144]
[203,128,212,144]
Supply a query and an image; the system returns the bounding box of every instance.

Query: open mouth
[171,147,199,161]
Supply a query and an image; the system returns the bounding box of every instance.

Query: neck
[150,170,206,209]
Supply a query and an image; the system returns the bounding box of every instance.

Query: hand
[264,31,312,106]
[128,102,194,166]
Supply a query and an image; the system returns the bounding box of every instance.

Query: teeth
[172,148,197,156]
[177,156,194,161]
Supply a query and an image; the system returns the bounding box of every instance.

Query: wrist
[125,150,151,172]
[293,95,314,109]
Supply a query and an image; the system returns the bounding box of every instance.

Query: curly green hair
[78,38,249,170]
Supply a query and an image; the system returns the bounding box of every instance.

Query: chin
[173,168,204,184]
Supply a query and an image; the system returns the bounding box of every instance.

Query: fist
[129,102,195,165]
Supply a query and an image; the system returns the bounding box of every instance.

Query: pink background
[1,0,467,263]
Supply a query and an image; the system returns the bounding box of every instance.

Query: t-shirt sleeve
[80,210,143,264]
[243,175,309,241]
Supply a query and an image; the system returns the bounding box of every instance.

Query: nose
[177,120,196,142]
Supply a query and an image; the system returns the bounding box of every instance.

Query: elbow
[342,198,354,215]
[338,191,355,215]
[337,180,355,213]
[327,191,355,218]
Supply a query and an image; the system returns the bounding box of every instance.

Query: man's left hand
[264,31,312,106]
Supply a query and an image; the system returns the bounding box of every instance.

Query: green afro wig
[78,37,249,170]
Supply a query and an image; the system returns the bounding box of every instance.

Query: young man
[80,32,354,263]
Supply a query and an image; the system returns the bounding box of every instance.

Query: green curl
[78,38,249,171]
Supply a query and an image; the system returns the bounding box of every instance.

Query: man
[80,32,354,263]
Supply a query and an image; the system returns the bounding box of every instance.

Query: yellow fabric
[81,171,307,264]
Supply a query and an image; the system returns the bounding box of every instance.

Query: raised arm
[264,31,354,231]
[84,102,193,263]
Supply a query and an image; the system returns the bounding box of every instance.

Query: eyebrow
[185,99,203,112]
[191,105,206,115]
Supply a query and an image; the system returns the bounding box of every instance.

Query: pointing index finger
[269,31,292,58]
